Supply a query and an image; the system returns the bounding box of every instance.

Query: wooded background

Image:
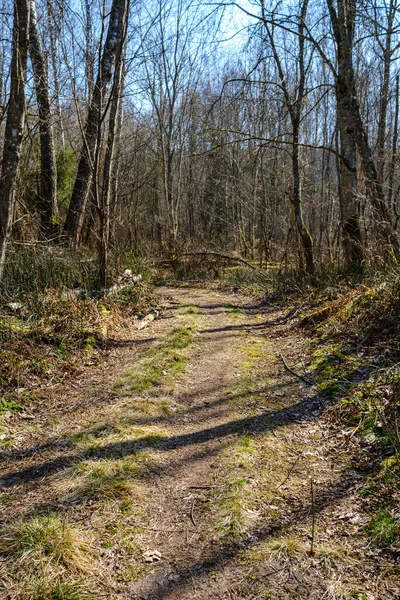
[0,0,399,284]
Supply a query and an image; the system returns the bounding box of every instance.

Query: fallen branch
[180,251,258,270]
[279,353,312,385]
[188,485,212,490]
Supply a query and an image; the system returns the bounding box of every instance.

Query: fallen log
[180,251,258,270]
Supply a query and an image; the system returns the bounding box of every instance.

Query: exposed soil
[0,286,398,599]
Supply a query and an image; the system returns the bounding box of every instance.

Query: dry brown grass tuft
[0,515,95,572]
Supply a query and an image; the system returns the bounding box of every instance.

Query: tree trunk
[335,35,363,267]
[292,129,315,274]
[46,0,64,146]
[98,49,125,287]
[0,0,30,281]
[63,0,128,247]
[261,0,314,274]
[376,0,396,183]
[29,0,58,237]
[327,0,398,257]
[389,74,399,222]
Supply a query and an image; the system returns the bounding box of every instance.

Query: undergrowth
[0,253,156,419]
[296,265,400,550]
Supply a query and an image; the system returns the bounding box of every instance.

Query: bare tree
[330,0,363,266]
[63,0,129,247]
[97,37,126,285]
[260,0,315,274]
[29,0,58,237]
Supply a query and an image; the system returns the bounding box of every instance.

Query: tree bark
[388,73,399,222]
[0,0,30,281]
[63,0,129,247]
[376,0,396,183]
[29,0,58,237]
[46,0,64,146]
[332,0,363,267]
[98,49,125,286]
[327,0,398,257]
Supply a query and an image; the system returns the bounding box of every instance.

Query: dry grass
[21,576,93,600]
[0,515,94,572]
[0,283,156,420]
[248,534,351,562]
[56,454,152,504]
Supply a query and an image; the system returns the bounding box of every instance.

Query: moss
[317,380,342,398]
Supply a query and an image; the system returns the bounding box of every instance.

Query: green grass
[367,510,400,546]
[176,303,202,315]
[30,578,92,600]
[222,303,242,315]
[0,396,23,413]
[226,335,276,414]
[117,323,199,394]
[213,476,250,537]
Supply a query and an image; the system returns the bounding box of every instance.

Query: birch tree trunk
[98,48,125,286]
[375,0,397,183]
[0,0,30,281]
[29,0,58,237]
[46,0,64,146]
[63,0,129,247]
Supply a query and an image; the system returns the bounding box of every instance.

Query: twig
[279,353,312,385]
[189,485,212,490]
[309,478,316,556]
[190,500,197,527]
[278,455,301,487]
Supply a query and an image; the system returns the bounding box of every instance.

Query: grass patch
[212,476,251,537]
[0,396,23,413]
[0,279,156,416]
[222,303,242,317]
[117,322,199,394]
[28,577,92,600]
[0,515,94,572]
[176,303,202,315]
[367,510,400,547]
[59,454,152,503]
[209,435,258,538]
[226,335,278,414]
[249,534,349,561]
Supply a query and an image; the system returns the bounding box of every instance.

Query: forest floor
[0,285,399,600]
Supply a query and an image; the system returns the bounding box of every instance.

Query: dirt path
[0,287,398,600]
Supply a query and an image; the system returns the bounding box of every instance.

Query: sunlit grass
[117,323,199,394]
[27,577,93,600]
[0,515,94,572]
[58,454,153,503]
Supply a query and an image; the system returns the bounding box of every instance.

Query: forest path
[0,287,398,599]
